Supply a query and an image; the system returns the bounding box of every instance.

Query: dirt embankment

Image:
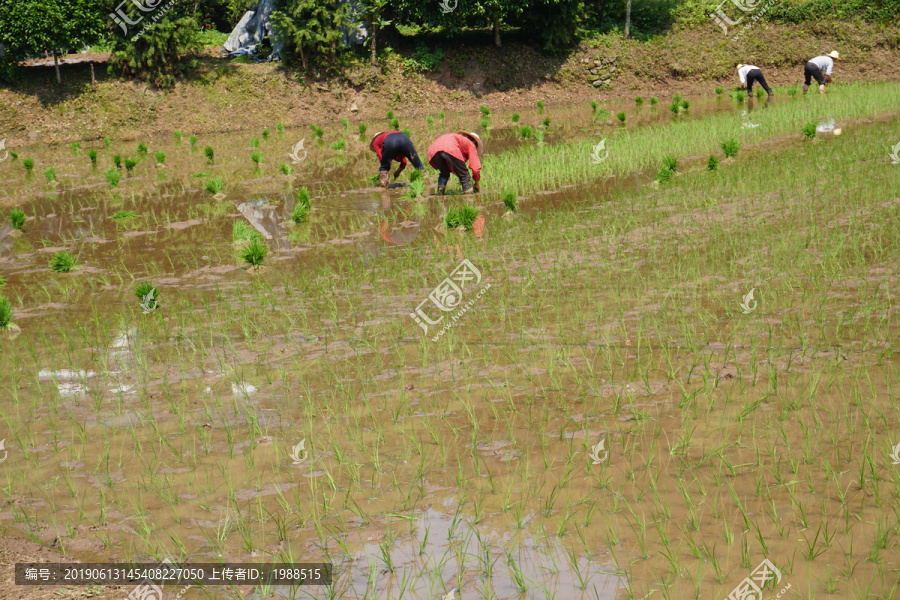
[1,21,898,147]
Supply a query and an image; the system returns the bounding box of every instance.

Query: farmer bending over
[736,64,773,97]
[427,131,482,195]
[370,131,426,188]
[803,51,839,95]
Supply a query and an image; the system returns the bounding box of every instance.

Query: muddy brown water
[0,97,896,600]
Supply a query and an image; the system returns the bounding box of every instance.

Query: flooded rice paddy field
[1,88,900,599]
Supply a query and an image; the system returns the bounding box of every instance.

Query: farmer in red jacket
[370,131,426,188]
[427,132,482,195]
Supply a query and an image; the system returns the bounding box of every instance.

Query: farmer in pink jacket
[427,132,482,195]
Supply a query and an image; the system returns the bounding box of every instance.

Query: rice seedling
[124,158,137,172]
[445,204,479,231]
[104,168,121,187]
[43,167,56,182]
[137,142,148,154]
[403,170,426,199]
[655,165,674,183]
[241,238,268,269]
[635,96,644,105]
[716,86,724,95]
[662,156,677,171]
[537,100,545,113]
[205,177,224,195]
[276,122,284,132]
[0,295,11,330]
[23,158,34,172]
[7,152,16,160]
[113,154,122,168]
[49,251,77,273]
[669,101,680,114]
[732,90,747,102]
[720,138,741,158]
[154,151,166,165]
[511,113,521,123]
[787,85,799,96]
[204,147,214,163]
[111,211,140,220]
[331,140,346,151]
[310,125,325,139]
[755,88,765,98]
[280,163,293,175]
[426,116,434,126]
[534,130,545,144]
[250,150,263,166]
[88,149,98,165]
[358,123,367,136]
[479,105,491,116]
[590,100,599,112]
[616,112,626,122]
[387,110,395,120]
[480,116,490,129]
[542,117,551,128]
[291,187,311,222]
[103,137,111,147]
[681,99,690,110]
[174,130,182,143]
[650,96,658,105]
[232,220,260,243]
[519,125,534,139]
[189,134,198,147]
[503,191,517,212]
[438,111,445,120]
[250,137,261,148]
[69,142,81,153]
[390,118,400,129]
[707,155,719,170]
[802,123,817,140]
[9,209,25,230]
[262,128,271,138]
[134,282,157,308]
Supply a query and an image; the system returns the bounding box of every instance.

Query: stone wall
[583,56,619,89]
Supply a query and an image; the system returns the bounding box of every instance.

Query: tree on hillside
[270,0,353,70]
[0,0,104,83]
[108,14,202,89]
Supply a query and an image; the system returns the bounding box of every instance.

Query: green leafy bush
[108,15,201,88]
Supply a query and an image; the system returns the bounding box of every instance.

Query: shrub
[241,238,268,269]
[50,251,77,273]
[44,167,56,182]
[10,209,25,230]
[503,192,517,213]
[107,15,201,89]
[445,205,479,231]
[105,168,121,187]
[707,155,719,171]
[802,123,817,140]
[721,138,741,158]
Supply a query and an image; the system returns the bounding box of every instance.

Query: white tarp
[223,0,283,60]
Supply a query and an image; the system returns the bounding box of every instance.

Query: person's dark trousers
[431,151,472,192]
[379,132,425,172]
[746,69,773,95]
[804,62,825,86]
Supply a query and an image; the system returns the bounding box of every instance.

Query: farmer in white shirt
[803,51,839,94]
[736,64,773,97]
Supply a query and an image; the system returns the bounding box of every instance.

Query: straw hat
[826,51,840,60]
[369,132,385,152]
[736,64,746,70]
[458,131,483,154]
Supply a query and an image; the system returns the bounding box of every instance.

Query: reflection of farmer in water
[370,131,427,188]
[427,132,482,195]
